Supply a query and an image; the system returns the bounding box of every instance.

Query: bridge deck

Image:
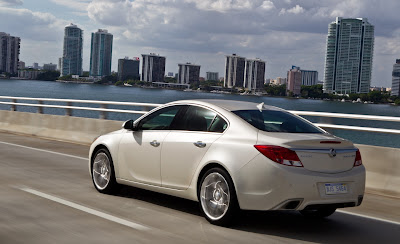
[0,131,399,243]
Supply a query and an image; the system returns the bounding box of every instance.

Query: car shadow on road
[114,185,400,243]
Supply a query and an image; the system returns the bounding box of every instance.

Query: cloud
[0,0,23,6]
[50,0,90,11]
[0,7,68,41]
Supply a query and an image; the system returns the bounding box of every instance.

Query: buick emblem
[329,148,337,158]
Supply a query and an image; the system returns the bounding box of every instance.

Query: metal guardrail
[0,96,399,134]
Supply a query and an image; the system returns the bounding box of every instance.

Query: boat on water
[124,83,133,87]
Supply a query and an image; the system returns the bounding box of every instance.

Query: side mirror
[122,120,138,131]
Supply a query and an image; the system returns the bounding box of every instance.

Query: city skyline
[1,0,400,87]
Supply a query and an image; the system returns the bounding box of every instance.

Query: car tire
[299,207,337,218]
[91,148,119,194]
[198,167,239,226]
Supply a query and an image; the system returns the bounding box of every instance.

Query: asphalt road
[0,131,399,244]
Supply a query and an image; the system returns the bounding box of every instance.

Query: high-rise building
[392,59,400,97]
[61,23,83,76]
[287,66,302,95]
[118,57,140,81]
[43,63,57,71]
[141,53,166,82]
[324,17,374,94]
[178,63,201,85]
[206,71,219,81]
[0,32,20,75]
[18,61,25,70]
[224,54,245,88]
[244,58,266,91]
[301,70,318,86]
[90,29,113,77]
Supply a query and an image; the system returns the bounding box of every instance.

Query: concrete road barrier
[356,144,400,197]
[0,110,121,145]
[0,110,399,197]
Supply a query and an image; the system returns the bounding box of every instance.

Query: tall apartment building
[61,23,83,76]
[0,32,20,75]
[244,58,266,91]
[324,17,374,94]
[141,53,166,82]
[18,61,25,69]
[301,69,318,86]
[224,54,245,88]
[206,72,219,81]
[287,66,302,95]
[178,63,201,85]
[90,29,113,77]
[43,63,57,71]
[392,59,400,97]
[118,57,140,81]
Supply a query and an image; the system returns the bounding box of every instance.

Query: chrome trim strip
[292,148,358,154]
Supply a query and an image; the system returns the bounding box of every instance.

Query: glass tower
[90,29,113,77]
[323,18,374,94]
[61,23,83,76]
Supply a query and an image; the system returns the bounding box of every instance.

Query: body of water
[0,79,399,148]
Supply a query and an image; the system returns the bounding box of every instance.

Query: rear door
[160,105,228,190]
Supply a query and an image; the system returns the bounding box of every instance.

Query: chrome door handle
[193,141,206,148]
[150,140,160,147]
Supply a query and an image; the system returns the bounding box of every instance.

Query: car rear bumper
[234,154,366,211]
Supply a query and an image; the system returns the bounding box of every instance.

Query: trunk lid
[257,132,357,173]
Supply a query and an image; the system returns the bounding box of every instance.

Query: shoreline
[2,78,398,106]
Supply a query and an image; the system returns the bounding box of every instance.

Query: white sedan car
[89,99,365,225]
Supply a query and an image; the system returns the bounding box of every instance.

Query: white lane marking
[0,141,88,161]
[19,187,151,231]
[337,209,400,226]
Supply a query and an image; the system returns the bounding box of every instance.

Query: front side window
[139,106,182,130]
[233,110,324,133]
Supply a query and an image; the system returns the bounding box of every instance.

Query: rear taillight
[254,145,303,167]
[354,149,362,166]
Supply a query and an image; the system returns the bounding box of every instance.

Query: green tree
[37,71,61,81]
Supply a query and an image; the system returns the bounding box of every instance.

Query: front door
[118,105,184,186]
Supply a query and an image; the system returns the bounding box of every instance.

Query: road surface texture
[0,131,399,244]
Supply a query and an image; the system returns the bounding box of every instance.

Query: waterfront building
[392,59,400,97]
[244,58,266,91]
[276,77,287,85]
[224,54,245,88]
[18,69,44,80]
[18,61,25,70]
[0,32,20,75]
[118,57,140,81]
[323,17,374,94]
[265,78,271,85]
[33,63,39,69]
[141,53,166,82]
[90,29,113,77]
[43,63,57,71]
[167,72,174,77]
[61,23,83,76]
[287,66,302,95]
[206,71,219,81]
[301,69,318,86]
[178,63,201,85]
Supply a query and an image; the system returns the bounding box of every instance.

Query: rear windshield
[232,110,324,133]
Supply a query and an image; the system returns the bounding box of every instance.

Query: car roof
[168,99,283,112]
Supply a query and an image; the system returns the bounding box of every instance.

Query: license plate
[325,183,348,195]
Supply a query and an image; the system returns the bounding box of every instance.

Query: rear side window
[172,106,228,133]
[233,110,323,133]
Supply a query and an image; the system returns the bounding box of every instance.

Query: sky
[1,0,400,87]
